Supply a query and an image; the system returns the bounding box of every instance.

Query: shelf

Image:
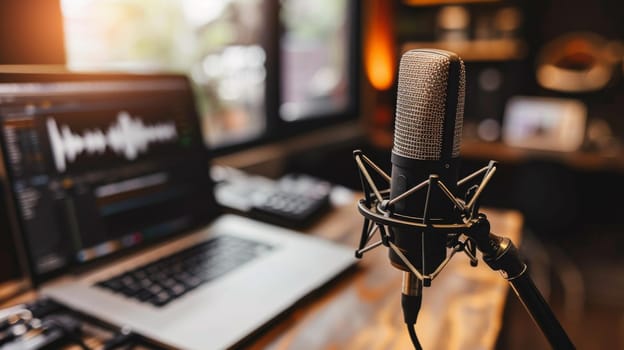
[365,129,624,172]
[401,39,527,61]
[462,140,624,172]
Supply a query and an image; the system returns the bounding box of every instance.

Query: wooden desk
[248,194,523,350]
[0,194,523,350]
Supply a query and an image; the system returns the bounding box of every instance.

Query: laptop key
[136,290,154,302]
[160,278,177,289]
[148,284,163,295]
[138,278,153,289]
[170,284,186,297]
[150,291,173,307]
[120,283,142,297]
[120,275,135,286]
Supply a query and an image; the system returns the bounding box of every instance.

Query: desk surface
[1,194,523,350]
[248,194,523,350]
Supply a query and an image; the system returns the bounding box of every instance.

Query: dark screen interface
[0,77,213,276]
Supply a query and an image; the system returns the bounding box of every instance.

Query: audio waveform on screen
[46,111,178,172]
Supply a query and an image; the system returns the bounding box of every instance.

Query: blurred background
[1,0,624,348]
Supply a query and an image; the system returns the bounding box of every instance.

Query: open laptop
[0,71,356,349]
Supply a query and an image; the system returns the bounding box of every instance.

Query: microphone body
[388,49,465,275]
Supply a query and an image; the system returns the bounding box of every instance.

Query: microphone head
[392,49,465,161]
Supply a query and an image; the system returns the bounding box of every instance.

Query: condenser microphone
[352,50,574,350]
[389,49,465,278]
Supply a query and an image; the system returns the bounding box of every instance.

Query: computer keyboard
[213,168,332,228]
[95,235,273,307]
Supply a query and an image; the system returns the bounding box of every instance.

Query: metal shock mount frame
[352,149,575,349]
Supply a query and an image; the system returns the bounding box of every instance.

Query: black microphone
[387,50,465,345]
[389,49,465,279]
[353,50,574,350]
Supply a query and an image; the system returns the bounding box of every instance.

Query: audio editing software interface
[0,76,214,278]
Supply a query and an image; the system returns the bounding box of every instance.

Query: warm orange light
[364,0,396,91]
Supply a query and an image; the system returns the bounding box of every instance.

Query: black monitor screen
[0,73,216,283]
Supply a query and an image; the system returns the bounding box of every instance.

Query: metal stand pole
[469,214,575,350]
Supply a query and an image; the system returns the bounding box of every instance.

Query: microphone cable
[407,323,423,350]
[402,291,423,350]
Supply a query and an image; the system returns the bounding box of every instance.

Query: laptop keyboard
[94,235,273,307]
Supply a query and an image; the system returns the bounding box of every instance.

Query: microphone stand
[466,214,575,349]
[352,151,575,350]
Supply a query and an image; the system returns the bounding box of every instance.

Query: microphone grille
[393,49,465,160]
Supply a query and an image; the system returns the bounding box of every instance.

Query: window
[61,0,359,150]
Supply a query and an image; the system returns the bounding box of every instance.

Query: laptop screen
[0,71,218,284]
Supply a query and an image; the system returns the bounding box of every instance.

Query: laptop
[0,70,356,349]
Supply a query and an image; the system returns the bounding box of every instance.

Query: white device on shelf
[502,96,587,152]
